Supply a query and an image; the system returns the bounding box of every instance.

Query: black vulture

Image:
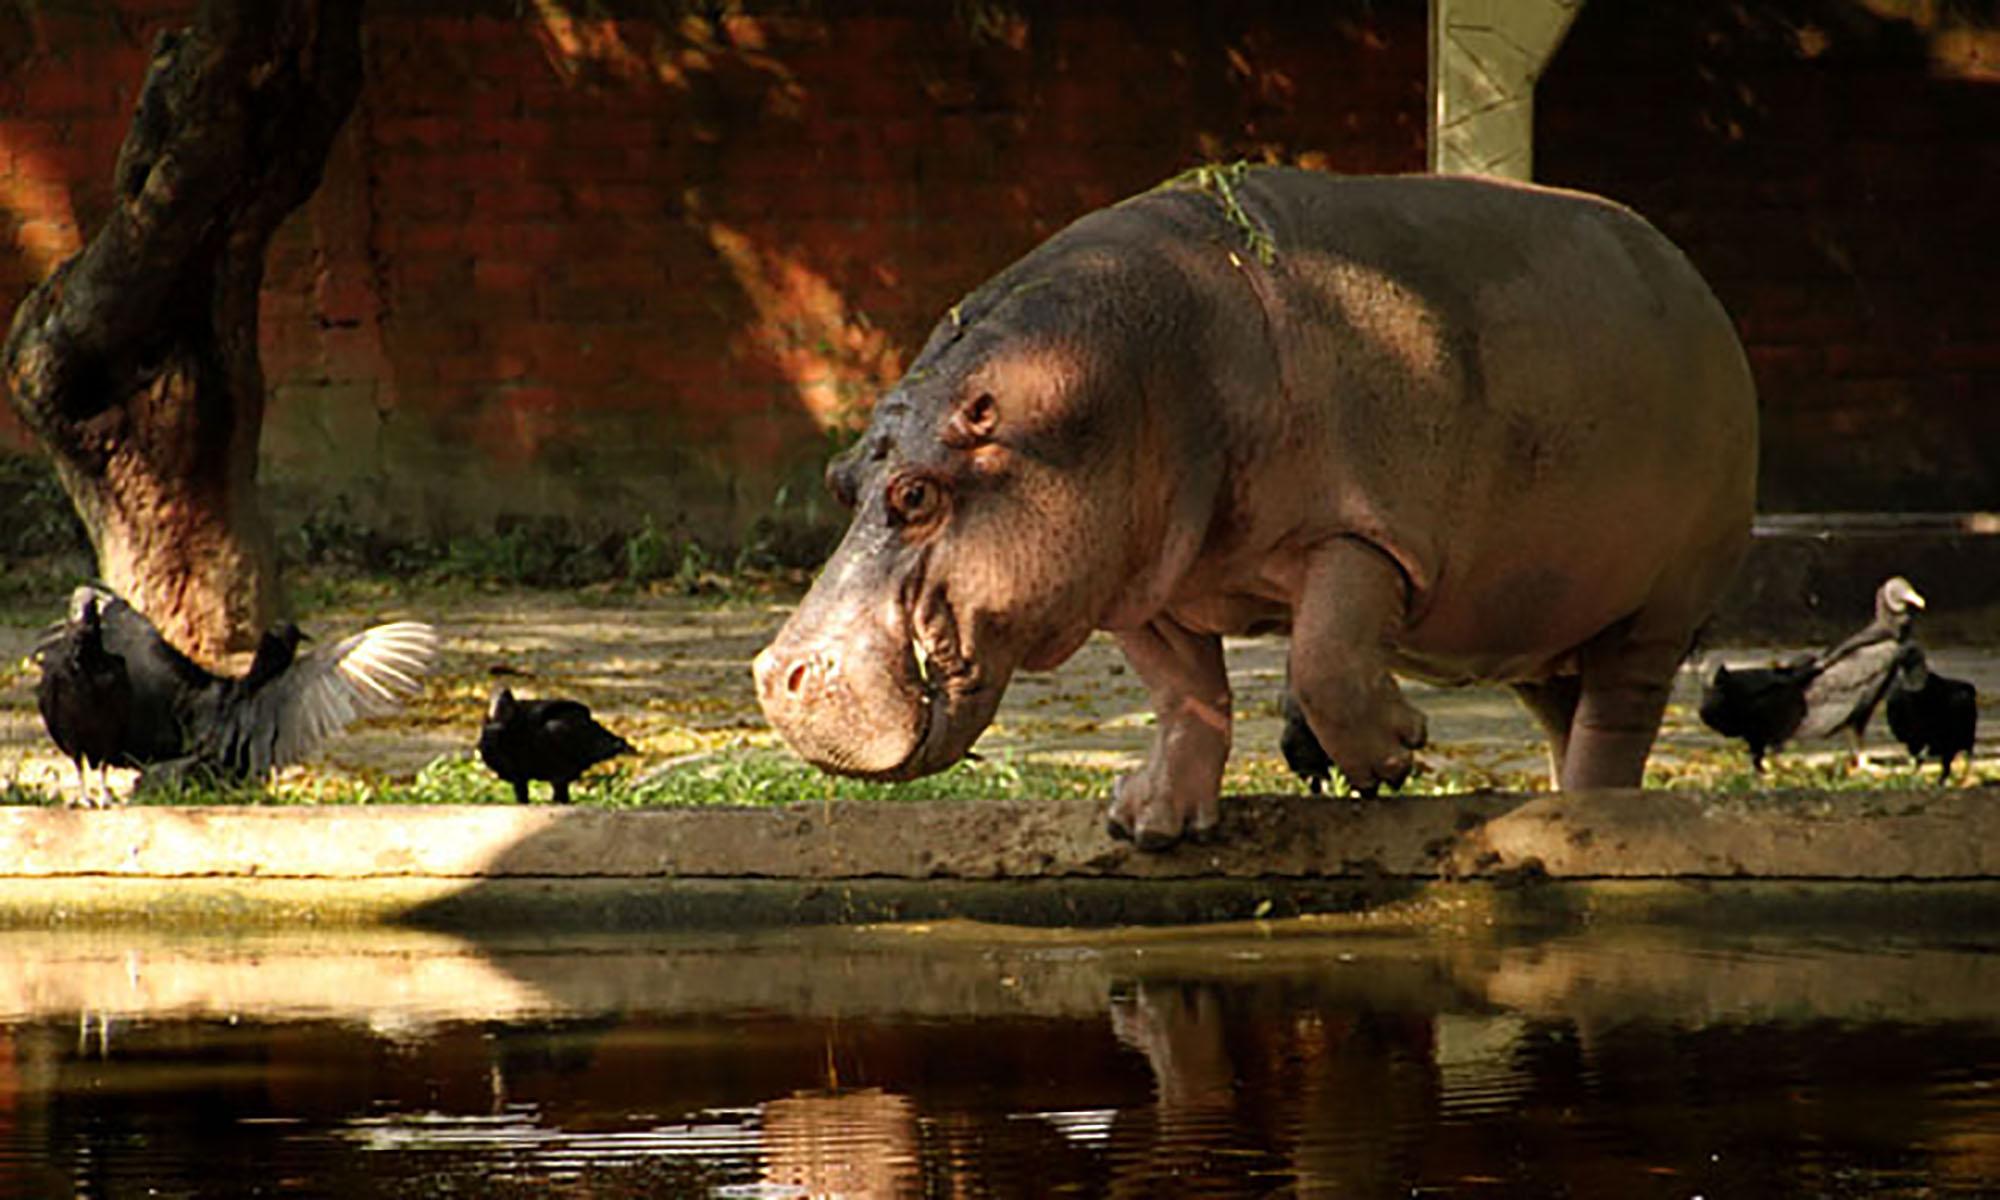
[1797,575,1926,757]
[33,591,133,807]
[62,583,438,793]
[1884,645,1978,783]
[1279,690,1335,795]
[1698,655,1822,772]
[478,687,634,804]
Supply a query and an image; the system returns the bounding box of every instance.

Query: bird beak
[1908,590,1927,610]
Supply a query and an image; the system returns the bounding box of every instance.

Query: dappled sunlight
[1930,26,2000,81]
[1309,259,1449,384]
[0,929,553,1026]
[707,222,903,432]
[1859,0,2000,82]
[0,137,81,275]
[527,0,807,107]
[527,0,657,86]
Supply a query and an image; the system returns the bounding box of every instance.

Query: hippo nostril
[785,660,811,697]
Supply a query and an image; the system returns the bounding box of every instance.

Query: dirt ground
[2,584,1994,802]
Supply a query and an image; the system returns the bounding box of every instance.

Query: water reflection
[0,926,1989,1196]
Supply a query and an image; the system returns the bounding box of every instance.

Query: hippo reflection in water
[754,166,1756,849]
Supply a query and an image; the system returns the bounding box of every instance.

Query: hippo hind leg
[1106,618,1232,851]
[1559,616,1696,789]
[1510,676,1580,788]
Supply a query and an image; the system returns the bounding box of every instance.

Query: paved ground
[2,586,1994,801]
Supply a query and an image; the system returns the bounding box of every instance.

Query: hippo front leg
[1289,538,1428,795]
[1106,618,1231,851]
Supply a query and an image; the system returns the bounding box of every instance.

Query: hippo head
[754,260,1206,780]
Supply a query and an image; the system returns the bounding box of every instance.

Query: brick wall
[0,0,1425,547]
[1538,1,2000,512]
[7,1,1992,550]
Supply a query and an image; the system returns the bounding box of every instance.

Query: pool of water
[0,921,1994,1197]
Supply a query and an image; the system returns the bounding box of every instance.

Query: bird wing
[1797,637,1901,739]
[223,621,439,775]
[533,700,633,759]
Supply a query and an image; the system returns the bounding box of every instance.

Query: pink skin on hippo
[752,166,1757,849]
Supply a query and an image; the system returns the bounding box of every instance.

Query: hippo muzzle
[753,579,1006,781]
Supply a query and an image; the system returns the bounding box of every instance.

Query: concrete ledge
[1,791,1994,879]
[0,876,1994,934]
[0,790,1995,929]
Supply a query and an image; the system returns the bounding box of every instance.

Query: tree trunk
[2,0,363,663]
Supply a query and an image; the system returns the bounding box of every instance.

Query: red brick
[512,323,631,388]
[471,258,543,292]
[576,263,670,304]
[471,182,563,218]
[462,222,566,259]
[1932,342,2000,372]
[391,223,468,256]
[388,321,485,359]
[464,116,559,150]
[316,326,384,377]
[392,185,472,221]
[431,353,509,385]
[537,285,642,323]
[567,183,665,217]
[392,256,474,290]
[374,115,464,149]
[23,64,108,115]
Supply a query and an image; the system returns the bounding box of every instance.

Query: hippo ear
[942,391,998,449]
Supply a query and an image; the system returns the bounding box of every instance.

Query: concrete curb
[0,790,1995,929]
[2,790,1995,879]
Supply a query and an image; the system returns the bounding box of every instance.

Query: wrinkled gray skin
[754,167,1757,849]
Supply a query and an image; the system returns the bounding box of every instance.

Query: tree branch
[4,0,364,433]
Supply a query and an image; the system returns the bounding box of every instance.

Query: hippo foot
[1105,766,1220,852]
[1314,684,1427,796]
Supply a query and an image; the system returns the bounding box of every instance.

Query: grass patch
[112,748,1120,809]
[611,748,1114,808]
[22,743,1989,810]
[0,780,60,807]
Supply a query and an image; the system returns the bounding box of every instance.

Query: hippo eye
[885,473,945,528]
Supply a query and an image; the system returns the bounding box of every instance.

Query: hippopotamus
[753,165,1757,849]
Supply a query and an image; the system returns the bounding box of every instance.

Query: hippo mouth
[894,570,1004,779]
